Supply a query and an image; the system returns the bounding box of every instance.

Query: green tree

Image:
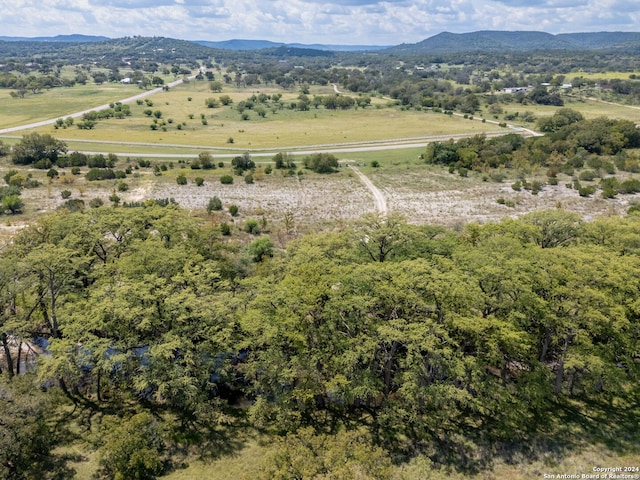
[11,133,67,166]
[98,412,165,480]
[521,209,583,248]
[354,212,407,262]
[303,153,338,173]
[0,377,58,480]
[231,153,255,171]
[273,152,295,170]
[198,152,215,169]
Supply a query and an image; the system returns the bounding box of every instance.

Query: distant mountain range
[0,34,109,43]
[2,31,640,53]
[388,31,640,54]
[0,35,386,51]
[195,39,388,52]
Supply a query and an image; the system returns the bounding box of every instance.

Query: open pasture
[18,80,499,150]
[0,83,141,128]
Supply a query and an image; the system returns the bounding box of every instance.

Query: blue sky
[0,0,638,46]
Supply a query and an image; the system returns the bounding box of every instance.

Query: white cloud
[0,0,638,44]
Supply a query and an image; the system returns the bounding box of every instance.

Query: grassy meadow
[0,83,141,128]
[30,87,498,149]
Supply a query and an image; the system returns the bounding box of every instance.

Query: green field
[0,83,142,128]
[3,78,639,158]
[0,80,496,150]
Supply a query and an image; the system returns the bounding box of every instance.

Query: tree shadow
[399,392,640,476]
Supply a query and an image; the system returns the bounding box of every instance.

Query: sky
[0,0,639,46]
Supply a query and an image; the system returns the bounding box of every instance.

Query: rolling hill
[388,30,640,54]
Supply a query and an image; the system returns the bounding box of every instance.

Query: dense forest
[1,205,638,478]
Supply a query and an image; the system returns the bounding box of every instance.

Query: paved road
[349,165,387,214]
[0,75,193,136]
[22,130,517,160]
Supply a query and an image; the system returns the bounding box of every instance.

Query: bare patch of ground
[145,171,376,228]
[3,164,639,240]
[377,172,635,227]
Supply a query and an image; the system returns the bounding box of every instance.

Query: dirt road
[349,165,387,214]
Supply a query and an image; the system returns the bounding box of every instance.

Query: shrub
[578,170,598,181]
[61,190,72,199]
[3,169,19,185]
[248,237,274,262]
[117,181,128,192]
[579,185,597,197]
[628,204,640,215]
[59,198,84,212]
[8,174,26,188]
[195,177,204,186]
[220,175,233,185]
[86,168,116,181]
[89,198,104,208]
[207,196,223,213]
[220,222,231,235]
[245,218,260,234]
[244,173,254,184]
[228,204,239,216]
[2,194,24,214]
[619,178,640,194]
[176,174,187,185]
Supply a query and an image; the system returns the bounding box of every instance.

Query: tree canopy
[0,206,638,477]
